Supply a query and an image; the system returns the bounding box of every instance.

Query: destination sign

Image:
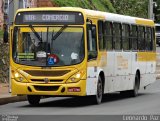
[23,14,75,22]
[15,11,84,25]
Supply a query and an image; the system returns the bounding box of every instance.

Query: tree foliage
[52,0,116,12]
[154,0,160,22]
[110,0,148,18]
[52,0,149,19]
[0,30,3,39]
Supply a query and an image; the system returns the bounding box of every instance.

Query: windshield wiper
[51,25,68,41]
[29,24,43,42]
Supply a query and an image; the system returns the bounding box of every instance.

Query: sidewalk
[0,83,26,105]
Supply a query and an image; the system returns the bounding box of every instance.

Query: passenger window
[145,27,152,51]
[122,24,130,50]
[131,25,138,50]
[151,28,156,51]
[98,21,105,50]
[138,26,145,50]
[105,21,113,50]
[113,23,122,50]
[87,24,97,60]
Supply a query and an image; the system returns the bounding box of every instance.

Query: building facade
[7,0,54,25]
[23,0,54,8]
[0,0,55,29]
[36,0,55,7]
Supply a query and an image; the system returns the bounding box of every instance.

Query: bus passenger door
[86,23,99,95]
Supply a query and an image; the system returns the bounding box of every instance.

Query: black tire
[27,95,41,106]
[158,44,160,46]
[129,74,140,97]
[92,76,103,104]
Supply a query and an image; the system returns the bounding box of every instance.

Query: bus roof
[15,7,154,27]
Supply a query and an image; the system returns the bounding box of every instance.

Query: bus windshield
[12,26,85,67]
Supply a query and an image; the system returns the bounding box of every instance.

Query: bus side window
[138,26,145,50]
[131,25,138,50]
[87,24,97,60]
[113,22,122,50]
[122,24,130,50]
[98,21,105,50]
[105,21,113,50]
[145,27,152,51]
[151,27,156,51]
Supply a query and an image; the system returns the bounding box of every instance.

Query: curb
[0,95,27,105]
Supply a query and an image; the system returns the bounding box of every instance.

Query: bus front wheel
[92,76,103,104]
[27,95,41,106]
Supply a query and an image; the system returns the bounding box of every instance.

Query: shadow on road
[21,92,148,108]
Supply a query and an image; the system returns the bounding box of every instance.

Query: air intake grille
[24,70,70,77]
[31,79,63,82]
[34,86,59,91]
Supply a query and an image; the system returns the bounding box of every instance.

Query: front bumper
[11,79,86,96]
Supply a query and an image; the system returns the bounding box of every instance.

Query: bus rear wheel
[129,74,140,97]
[27,95,41,106]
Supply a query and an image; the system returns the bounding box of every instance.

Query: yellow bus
[6,7,156,105]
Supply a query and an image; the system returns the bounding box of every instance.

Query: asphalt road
[0,79,160,115]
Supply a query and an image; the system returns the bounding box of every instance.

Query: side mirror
[3,31,8,43]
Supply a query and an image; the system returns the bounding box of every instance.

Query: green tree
[154,0,160,22]
[0,30,3,39]
[111,0,148,18]
[51,0,116,12]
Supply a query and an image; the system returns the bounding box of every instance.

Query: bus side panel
[103,51,115,93]
[141,52,156,87]
[113,52,132,92]
[132,52,156,88]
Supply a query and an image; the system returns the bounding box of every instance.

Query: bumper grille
[31,79,63,82]
[34,86,59,91]
[24,70,70,77]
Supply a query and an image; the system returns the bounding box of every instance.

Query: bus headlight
[14,72,26,82]
[15,73,19,78]
[66,71,85,83]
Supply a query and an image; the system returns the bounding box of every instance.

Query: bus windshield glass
[12,26,84,67]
